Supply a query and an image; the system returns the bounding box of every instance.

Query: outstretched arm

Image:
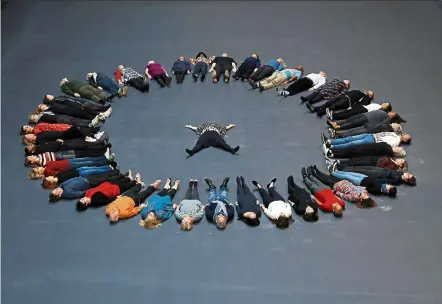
[226,124,236,131]
[185,124,198,131]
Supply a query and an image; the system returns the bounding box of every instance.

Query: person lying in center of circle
[106,174,161,224]
[252,178,293,229]
[174,179,205,231]
[139,178,180,229]
[235,176,261,227]
[204,177,235,230]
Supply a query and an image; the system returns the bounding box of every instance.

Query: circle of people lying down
[22,52,415,231]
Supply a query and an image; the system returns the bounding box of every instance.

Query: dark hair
[42,95,50,104]
[357,197,377,208]
[49,192,61,202]
[196,52,207,58]
[387,186,397,197]
[41,178,57,189]
[76,200,88,212]
[407,176,417,186]
[275,216,290,229]
[302,213,319,222]
[391,113,407,124]
[244,217,260,227]
[20,126,27,135]
[24,158,30,167]
[384,103,392,112]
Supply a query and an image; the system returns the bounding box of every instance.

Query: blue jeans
[330,134,375,149]
[193,62,208,76]
[77,165,112,177]
[332,171,367,186]
[98,77,121,95]
[208,187,228,203]
[68,156,109,169]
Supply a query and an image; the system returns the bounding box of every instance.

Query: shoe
[232,75,239,81]
[189,180,194,188]
[317,108,326,117]
[325,158,334,166]
[122,86,129,96]
[306,166,313,176]
[185,148,193,156]
[204,177,215,189]
[104,147,112,160]
[95,131,106,140]
[332,161,339,172]
[331,129,336,138]
[231,146,240,154]
[301,167,307,179]
[328,128,334,138]
[249,81,258,89]
[192,74,198,82]
[329,110,333,120]
[300,96,307,103]
[326,120,333,128]
[306,102,315,113]
[259,85,264,92]
[236,176,241,186]
[240,176,245,185]
[201,75,206,82]
[266,178,277,189]
[251,180,260,188]
[220,177,230,189]
[327,165,333,174]
[194,180,198,187]
[322,143,328,155]
[326,150,333,158]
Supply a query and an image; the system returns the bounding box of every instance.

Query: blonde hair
[140,217,162,229]
[28,168,45,180]
[180,221,193,231]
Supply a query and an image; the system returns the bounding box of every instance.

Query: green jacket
[61,80,91,96]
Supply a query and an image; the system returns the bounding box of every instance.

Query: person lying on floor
[106,174,161,224]
[249,58,286,83]
[287,175,319,222]
[41,165,117,188]
[300,78,350,104]
[209,52,237,83]
[301,167,345,217]
[25,138,110,156]
[22,127,107,145]
[24,148,113,168]
[29,111,103,129]
[325,155,408,172]
[145,61,171,88]
[28,155,112,180]
[174,179,205,231]
[252,178,293,229]
[249,66,304,92]
[329,121,403,139]
[325,142,406,159]
[171,57,192,84]
[21,122,73,135]
[330,165,416,186]
[184,122,240,156]
[43,94,112,113]
[277,71,327,97]
[48,170,132,202]
[34,103,112,123]
[87,72,128,98]
[115,65,150,93]
[327,102,392,121]
[190,52,214,82]
[233,53,261,82]
[235,176,261,227]
[329,110,406,131]
[308,166,376,208]
[76,171,138,211]
[139,178,180,229]
[322,132,412,152]
[60,78,110,103]
[307,89,374,116]
[204,177,235,230]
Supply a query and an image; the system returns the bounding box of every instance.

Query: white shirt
[373,132,401,147]
[364,103,382,112]
[306,73,326,90]
[262,200,292,220]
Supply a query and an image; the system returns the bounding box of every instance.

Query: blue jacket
[140,194,175,220]
[171,60,192,73]
[241,57,261,68]
[59,177,90,199]
[267,59,284,71]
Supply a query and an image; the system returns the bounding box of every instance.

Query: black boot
[301,167,307,179]
[185,148,194,156]
[204,177,215,189]
[306,166,314,176]
[201,74,206,82]
[220,177,230,189]
[266,178,277,189]
[231,146,240,154]
[316,107,326,116]
[192,74,198,82]
[306,102,316,113]
[236,176,241,186]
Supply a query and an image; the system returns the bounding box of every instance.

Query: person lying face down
[287,175,319,222]
[106,174,161,224]
[235,176,261,227]
[250,65,304,92]
[326,102,392,121]
[209,52,237,83]
[59,77,111,103]
[233,53,261,82]
[86,72,128,97]
[300,78,350,104]
[249,58,286,83]
[277,71,327,97]
[171,56,192,84]
[204,177,235,229]
[174,179,205,231]
[139,178,180,229]
[252,178,293,229]
[114,65,149,93]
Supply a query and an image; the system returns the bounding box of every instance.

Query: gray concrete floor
[2,1,442,303]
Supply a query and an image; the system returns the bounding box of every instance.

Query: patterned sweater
[115,67,143,83]
[314,79,347,100]
[195,122,227,137]
[38,152,57,166]
[333,180,367,202]
[33,123,71,135]
[174,199,205,222]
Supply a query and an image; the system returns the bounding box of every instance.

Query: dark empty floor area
[2,1,442,304]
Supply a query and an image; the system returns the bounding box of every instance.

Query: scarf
[213,200,228,223]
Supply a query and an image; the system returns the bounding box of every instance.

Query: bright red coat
[85,182,121,199]
[44,159,69,176]
[315,189,345,212]
[33,123,72,135]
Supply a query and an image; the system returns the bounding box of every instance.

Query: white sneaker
[94,131,105,139]
[104,147,112,160]
[322,143,328,155]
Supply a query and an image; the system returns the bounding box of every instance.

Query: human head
[381,102,392,112]
[222,52,228,57]
[42,95,54,104]
[364,90,374,99]
[215,214,227,229]
[29,114,39,124]
[252,53,259,59]
[275,216,290,229]
[393,147,406,157]
[178,56,185,61]
[118,65,124,70]
[20,125,33,135]
[49,187,63,202]
[23,134,36,145]
[86,72,93,79]
[60,78,68,86]
[390,123,402,133]
[25,144,36,154]
[402,173,416,185]
[140,212,162,229]
[388,112,407,123]
[28,167,45,179]
[296,65,304,72]
[109,208,120,223]
[302,206,319,222]
[357,196,377,208]
[332,203,343,217]
[385,184,397,197]
[242,212,260,227]
[148,60,155,65]
[400,133,412,144]
[180,216,194,231]
[76,197,91,212]
[24,155,40,167]
[319,71,327,78]
[35,104,49,114]
[394,158,408,171]
[42,176,58,189]
[343,80,350,88]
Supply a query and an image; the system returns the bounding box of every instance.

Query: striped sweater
[38,152,57,166]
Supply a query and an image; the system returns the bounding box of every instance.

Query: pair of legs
[54,148,107,159]
[186,131,240,156]
[212,65,232,83]
[287,175,312,199]
[233,62,255,81]
[333,115,368,130]
[331,171,366,186]
[193,62,208,81]
[303,173,329,195]
[184,180,200,200]
[330,104,368,120]
[121,183,156,206]
[98,76,125,96]
[257,186,285,208]
[63,138,109,152]
[335,156,381,167]
[329,134,375,149]
[77,165,113,177]
[311,95,351,116]
[87,171,132,188]
[174,71,187,84]
[79,87,108,103]
[278,77,314,96]
[154,73,171,87]
[310,167,340,188]
[256,73,285,90]
[127,77,150,92]
[300,90,325,104]
[249,65,274,82]
[334,126,370,138]
[67,155,110,169]
[208,186,228,203]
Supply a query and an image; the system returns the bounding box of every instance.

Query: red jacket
[85,182,121,198]
[44,159,69,176]
[33,123,72,135]
[315,189,345,212]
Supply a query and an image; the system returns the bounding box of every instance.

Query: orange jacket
[105,196,142,219]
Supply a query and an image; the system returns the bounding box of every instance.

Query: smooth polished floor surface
[2,1,442,303]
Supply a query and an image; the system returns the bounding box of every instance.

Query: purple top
[146,63,166,77]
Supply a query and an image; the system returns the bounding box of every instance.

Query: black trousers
[258,187,285,208]
[250,65,274,82]
[157,187,177,200]
[187,131,237,155]
[50,103,103,120]
[54,149,106,159]
[213,65,232,82]
[184,183,200,200]
[332,104,368,120]
[234,62,256,80]
[122,184,156,206]
[127,77,149,92]
[311,169,340,188]
[315,95,350,115]
[337,116,368,130]
[40,114,94,129]
[174,71,187,84]
[154,73,171,87]
[286,77,314,96]
[303,90,325,104]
